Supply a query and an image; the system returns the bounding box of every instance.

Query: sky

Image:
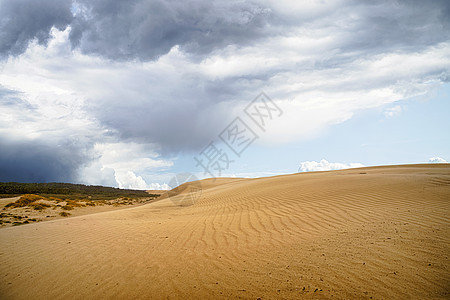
[0,0,449,190]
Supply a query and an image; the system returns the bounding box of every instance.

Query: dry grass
[4,194,54,211]
[48,197,63,202]
[5,194,45,208]
[29,202,51,211]
[1,193,156,227]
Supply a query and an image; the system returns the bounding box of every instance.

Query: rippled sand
[0,164,449,299]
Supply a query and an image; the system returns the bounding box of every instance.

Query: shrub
[59,212,71,217]
[5,194,47,208]
[64,200,83,207]
[61,205,74,210]
[30,202,51,211]
[48,197,63,202]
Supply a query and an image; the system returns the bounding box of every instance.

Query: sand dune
[0,164,449,299]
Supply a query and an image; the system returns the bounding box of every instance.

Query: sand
[0,164,449,299]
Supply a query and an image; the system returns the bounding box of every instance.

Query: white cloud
[115,171,148,190]
[428,157,448,163]
[79,142,173,189]
[384,105,402,118]
[298,159,365,172]
[2,26,448,153]
[78,162,117,187]
[147,183,170,190]
[93,142,172,172]
[115,171,170,190]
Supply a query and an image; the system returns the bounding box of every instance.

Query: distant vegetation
[0,182,155,200]
[1,193,156,226]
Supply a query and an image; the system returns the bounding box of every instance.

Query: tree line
[0,182,152,199]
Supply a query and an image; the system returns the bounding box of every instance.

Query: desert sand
[0,164,449,299]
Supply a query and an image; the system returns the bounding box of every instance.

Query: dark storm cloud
[0,86,91,183]
[68,0,274,61]
[1,0,449,61]
[337,0,450,54]
[0,137,89,183]
[0,0,276,60]
[66,0,450,61]
[87,76,245,154]
[1,0,449,181]
[0,0,72,57]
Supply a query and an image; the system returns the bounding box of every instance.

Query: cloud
[0,0,72,58]
[91,142,172,172]
[146,182,170,190]
[3,25,448,155]
[428,157,448,163]
[77,161,117,187]
[0,83,94,183]
[384,105,402,118]
[114,171,148,190]
[0,1,449,185]
[79,142,173,188]
[298,159,365,172]
[68,0,273,61]
[112,171,169,190]
[0,136,89,183]
[3,0,447,62]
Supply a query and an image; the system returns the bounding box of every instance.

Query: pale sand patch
[0,197,20,209]
[0,164,449,299]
